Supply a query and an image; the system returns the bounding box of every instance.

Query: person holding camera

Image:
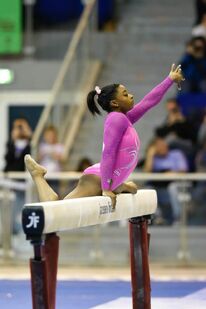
[4,118,32,172]
[3,118,32,234]
[180,36,206,93]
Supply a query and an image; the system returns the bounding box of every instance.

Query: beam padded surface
[23,190,157,234]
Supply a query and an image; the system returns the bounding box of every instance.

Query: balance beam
[22,190,157,309]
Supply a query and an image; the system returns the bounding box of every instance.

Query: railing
[31,0,98,158]
[2,171,206,204]
[0,172,206,265]
[3,171,206,181]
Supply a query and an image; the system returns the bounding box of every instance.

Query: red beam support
[30,233,59,309]
[129,217,151,309]
[29,218,151,309]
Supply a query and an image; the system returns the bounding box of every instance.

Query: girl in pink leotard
[24,64,184,206]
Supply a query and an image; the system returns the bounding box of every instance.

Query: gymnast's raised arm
[126,64,184,124]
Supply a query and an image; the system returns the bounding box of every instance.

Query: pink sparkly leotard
[83,76,173,190]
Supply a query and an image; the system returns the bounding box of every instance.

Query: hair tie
[94,94,99,105]
[95,86,101,95]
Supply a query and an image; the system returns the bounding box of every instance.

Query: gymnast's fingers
[109,193,117,210]
[102,190,117,210]
[111,197,117,210]
[171,63,176,72]
[175,64,181,73]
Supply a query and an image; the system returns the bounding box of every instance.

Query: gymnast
[25,64,184,207]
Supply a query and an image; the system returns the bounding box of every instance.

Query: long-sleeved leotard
[83,76,174,190]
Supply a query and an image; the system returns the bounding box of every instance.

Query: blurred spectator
[4,118,32,235]
[144,137,188,224]
[38,125,64,172]
[191,140,206,223]
[195,140,206,171]
[197,112,206,146]
[192,13,206,38]
[38,125,65,196]
[180,36,206,93]
[4,118,32,172]
[195,0,206,25]
[76,157,93,172]
[155,98,197,167]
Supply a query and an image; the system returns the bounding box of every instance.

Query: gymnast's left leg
[25,155,59,202]
[25,154,103,201]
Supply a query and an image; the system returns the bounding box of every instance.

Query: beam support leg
[129,217,151,309]
[30,233,59,309]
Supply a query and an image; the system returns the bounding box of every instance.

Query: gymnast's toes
[24,154,47,177]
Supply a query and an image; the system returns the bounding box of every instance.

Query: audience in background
[4,118,32,234]
[38,125,65,195]
[38,125,64,172]
[190,140,206,224]
[141,33,206,224]
[76,157,93,172]
[155,98,196,169]
[143,137,188,224]
[4,118,32,172]
[196,140,206,171]
[195,0,206,25]
[197,112,206,146]
[192,14,206,38]
[180,36,206,93]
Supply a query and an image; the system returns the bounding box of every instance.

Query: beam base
[129,217,151,309]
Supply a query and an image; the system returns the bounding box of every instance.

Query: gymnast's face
[111,85,134,113]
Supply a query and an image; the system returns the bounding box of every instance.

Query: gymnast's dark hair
[87,84,120,115]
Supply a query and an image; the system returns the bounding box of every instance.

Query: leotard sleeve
[100,112,129,190]
[126,76,174,124]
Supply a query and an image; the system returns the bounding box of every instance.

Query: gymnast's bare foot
[24,154,47,178]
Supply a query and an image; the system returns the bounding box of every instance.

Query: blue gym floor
[0,280,206,309]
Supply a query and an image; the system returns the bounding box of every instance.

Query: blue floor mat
[0,280,206,309]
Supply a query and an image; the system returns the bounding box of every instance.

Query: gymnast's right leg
[63,175,102,199]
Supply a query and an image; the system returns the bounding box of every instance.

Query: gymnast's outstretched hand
[169,63,185,90]
[102,190,117,210]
